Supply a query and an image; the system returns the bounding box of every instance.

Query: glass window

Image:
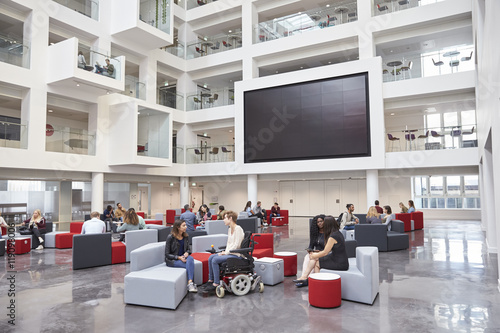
[446,176,461,196]
[437,198,445,208]
[414,176,427,195]
[430,176,443,195]
[464,176,479,196]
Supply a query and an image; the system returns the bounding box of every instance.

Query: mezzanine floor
[1,218,499,333]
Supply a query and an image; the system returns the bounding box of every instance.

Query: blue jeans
[208,254,239,284]
[172,256,195,282]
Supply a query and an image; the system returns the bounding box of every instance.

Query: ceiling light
[76,83,80,87]
[326,4,330,7]
[106,90,110,94]
[203,133,207,137]
[164,81,169,86]
[275,70,279,73]
[229,129,233,133]
[191,182,196,186]
[390,113,395,116]
[300,66,303,69]
[229,30,232,33]
[48,109,53,113]
[328,61,331,64]
[203,84,207,88]
[169,182,174,186]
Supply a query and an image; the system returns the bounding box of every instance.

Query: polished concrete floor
[1,219,500,333]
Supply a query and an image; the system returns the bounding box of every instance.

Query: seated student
[19,209,46,250]
[114,203,127,221]
[270,202,281,224]
[252,201,268,226]
[366,206,382,224]
[294,215,349,287]
[200,210,244,292]
[195,204,211,230]
[77,51,93,71]
[408,200,416,213]
[300,214,326,277]
[95,58,115,77]
[243,201,253,217]
[103,205,118,232]
[164,220,197,293]
[381,205,395,231]
[117,208,142,233]
[217,205,225,220]
[81,211,106,234]
[399,202,409,213]
[339,204,359,230]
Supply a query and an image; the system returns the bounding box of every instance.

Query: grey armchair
[72,233,112,269]
[354,220,408,252]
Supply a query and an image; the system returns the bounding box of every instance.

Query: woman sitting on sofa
[366,206,382,224]
[408,200,416,213]
[382,205,395,231]
[117,208,142,232]
[399,202,409,213]
[299,214,326,278]
[19,209,46,250]
[165,220,197,293]
[294,215,348,287]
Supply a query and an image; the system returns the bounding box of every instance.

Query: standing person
[165,220,197,293]
[399,202,409,213]
[19,209,46,250]
[81,211,106,234]
[374,200,383,214]
[195,204,211,229]
[339,204,359,230]
[252,201,268,226]
[294,215,349,287]
[408,200,416,213]
[114,203,127,221]
[299,214,326,278]
[180,204,196,231]
[382,205,395,231]
[366,206,382,224]
[201,210,244,292]
[217,205,225,220]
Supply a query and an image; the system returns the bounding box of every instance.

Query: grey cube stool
[254,257,284,285]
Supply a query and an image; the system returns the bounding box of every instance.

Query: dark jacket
[164,233,190,266]
[23,217,46,230]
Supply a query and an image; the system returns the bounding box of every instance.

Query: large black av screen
[244,72,370,163]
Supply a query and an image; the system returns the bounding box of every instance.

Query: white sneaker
[36,245,44,250]
[188,282,198,293]
[263,222,268,226]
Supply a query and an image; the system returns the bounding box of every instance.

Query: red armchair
[252,233,274,258]
[266,209,289,226]
[411,211,424,230]
[166,209,176,225]
[395,213,412,232]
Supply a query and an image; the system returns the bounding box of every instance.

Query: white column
[242,1,259,80]
[248,174,258,205]
[357,0,376,60]
[139,55,157,103]
[91,172,104,212]
[180,177,190,207]
[366,169,379,211]
[59,181,72,222]
[483,149,497,253]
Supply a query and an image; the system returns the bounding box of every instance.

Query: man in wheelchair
[200,210,264,297]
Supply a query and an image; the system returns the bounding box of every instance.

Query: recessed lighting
[203,84,207,88]
[164,81,169,86]
[298,12,301,14]
[275,70,279,73]
[300,66,303,69]
[106,90,110,94]
[229,129,233,133]
[48,109,53,113]
[169,182,174,186]
[76,83,80,87]
[191,182,196,186]
[390,113,395,116]
[328,61,331,64]
[229,30,232,33]
[326,4,330,7]
[203,133,207,137]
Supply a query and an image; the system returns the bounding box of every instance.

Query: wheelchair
[215,231,264,298]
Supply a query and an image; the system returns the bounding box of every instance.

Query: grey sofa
[354,220,409,252]
[237,217,259,233]
[205,220,228,235]
[146,224,171,242]
[72,233,112,270]
[124,229,158,262]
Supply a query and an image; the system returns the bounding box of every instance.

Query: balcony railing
[173,146,184,164]
[186,0,218,10]
[53,0,99,20]
[255,2,357,44]
[157,89,184,110]
[186,88,234,111]
[0,121,27,149]
[382,45,474,82]
[386,125,477,152]
[186,34,242,59]
[77,49,122,80]
[139,0,171,34]
[162,41,184,58]
[374,0,446,16]
[186,144,235,164]
[0,33,30,68]
[122,75,146,100]
[46,126,96,155]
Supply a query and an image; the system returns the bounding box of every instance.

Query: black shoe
[295,280,308,288]
[293,279,306,283]
[203,284,217,292]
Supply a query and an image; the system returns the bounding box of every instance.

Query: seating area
[355,220,409,252]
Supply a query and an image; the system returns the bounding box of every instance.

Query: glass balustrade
[79,49,121,80]
[186,0,218,10]
[122,75,146,100]
[382,45,475,82]
[186,88,234,111]
[173,146,184,164]
[0,121,27,149]
[186,144,235,164]
[386,125,477,152]
[162,41,185,58]
[45,126,96,155]
[140,0,171,34]
[157,89,184,110]
[374,0,446,16]
[186,33,242,59]
[0,33,30,68]
[255,2,357,44]
[53,0,99,20]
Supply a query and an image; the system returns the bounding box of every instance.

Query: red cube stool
[273,251,297,276]
[272,216,285,226]
[309,272,341,308]
[9,237,31,254]
[191,252,211,283]
[111,242,126,264]
[55,233,76,249]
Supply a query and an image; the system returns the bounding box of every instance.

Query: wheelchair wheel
[216,285,225,298]
[258,282,264,293]
[230,275,252,296]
